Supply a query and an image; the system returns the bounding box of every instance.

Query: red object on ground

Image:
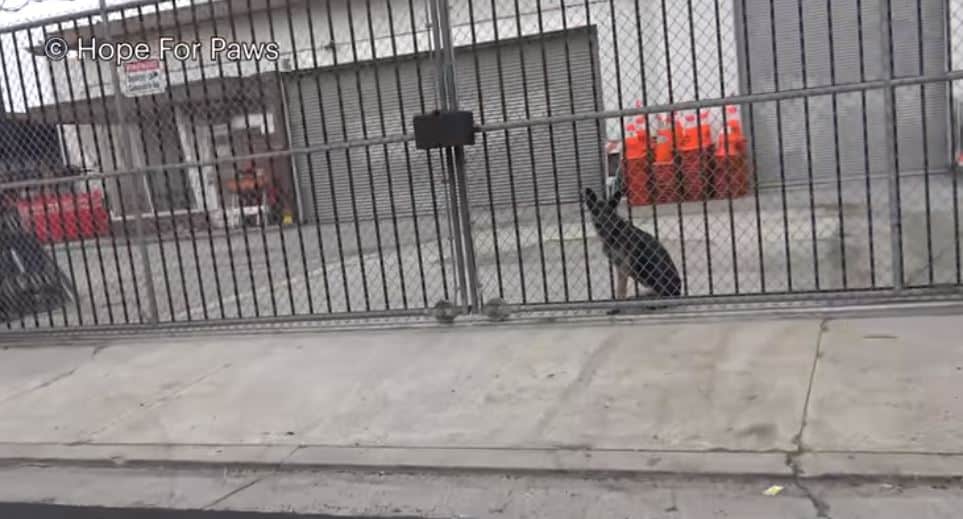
[713,152,750,199]
[652,161,680,204]
[714,130,750,199]
[679,150,709,201]
[624,124,648,161]
[624,157,652,206]
[653,127,674,163]
[710,105,750,198]
[676,113,712,201]
[17,190,110,244]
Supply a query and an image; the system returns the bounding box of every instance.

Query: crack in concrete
[202,475,267,510]
[203,446,300,510]
[786,318,831,519]
[527,331,623,442]
[82,361,236,442]
[0,367,79,406]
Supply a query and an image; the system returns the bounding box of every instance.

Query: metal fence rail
[0,0,960,331]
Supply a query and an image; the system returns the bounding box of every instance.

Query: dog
[583,187,681,307]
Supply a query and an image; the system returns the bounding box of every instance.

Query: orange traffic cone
[623,122,652,206]
[714,106,750,199]
[678,113,708,201]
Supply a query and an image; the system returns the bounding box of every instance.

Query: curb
[0,443,792,478]
[3,444,963,480]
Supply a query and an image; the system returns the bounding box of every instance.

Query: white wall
[27,0,739,141]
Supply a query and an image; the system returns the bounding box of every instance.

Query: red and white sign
[121,59,166,97]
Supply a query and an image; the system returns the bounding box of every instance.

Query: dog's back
[622,226,681,297]
[585,188,681,297]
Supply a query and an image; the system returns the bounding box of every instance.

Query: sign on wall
[121,59,166,97]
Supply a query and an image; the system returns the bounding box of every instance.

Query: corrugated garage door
[738,0,947,186]
[284,27,602,223]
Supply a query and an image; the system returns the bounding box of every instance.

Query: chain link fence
[0,0,960,331]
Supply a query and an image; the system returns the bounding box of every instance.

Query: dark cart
[0,198,76,322]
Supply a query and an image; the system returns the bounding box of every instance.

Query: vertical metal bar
[416,7,449,304]
[612,0,630,298]
[436,0,478,311]
[562,0,593,302]
[633,0,659,296]
[260,0,299,314]
[714,0,739,293]
[632,0,659,295]
[4,30,68,326]
[2,39,37,328]
[511,0,550,304]
[64,18,114,325]
[738,0,766,293]
[190,0,243,319]
[368,0,409,310]
[915,0,934,286]
[0,53,21,327]
[488,0,525,303]
[140,1,197,321]
[466,0,504,300]
[685,0,714,295]
[825,0,847,289]
[304,0,347,312]
[880,0,905,289]
[795,0,819,290]
[581,0,608,302]
[281,0,318,315]
[32,29,83,325]
[88,72,140,325]
[533,0,568,303]
[169,0,218,321]
[386,3,429,309]
[236,0,279,317]
[326,0,372,311]
[349,0,391,310]
[856,0,877,287]
[119,9,175,322]
[54,20,100,326]
[430,0,475,311]
[85,18,134,324]
[7,28,71,327]
[217,0,263,318]
[660,0,689,296]
[945,0,961,285]
[767,0,793,291]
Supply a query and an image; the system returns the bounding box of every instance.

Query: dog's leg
[606,266,630,316]
[616,267,629,299]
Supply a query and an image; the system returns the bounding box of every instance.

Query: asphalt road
[3,465,963,519]
[0,504,423,519]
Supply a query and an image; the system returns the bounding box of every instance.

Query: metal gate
[0,0,960,333]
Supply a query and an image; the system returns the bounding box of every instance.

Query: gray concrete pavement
[2,312,963,514]
[0,313,962,470]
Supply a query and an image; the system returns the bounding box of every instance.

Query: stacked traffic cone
[713,105,751,199]
[649,114,678,204]
[678,111,713,201]
[623,120,652,206]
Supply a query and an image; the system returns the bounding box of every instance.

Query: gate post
[98,0,160,324]
[880,0,904,290]
[428,0,482,312]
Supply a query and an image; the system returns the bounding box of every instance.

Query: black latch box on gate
[413,110,476,150]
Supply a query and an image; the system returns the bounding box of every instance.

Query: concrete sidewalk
[1,312,962,482]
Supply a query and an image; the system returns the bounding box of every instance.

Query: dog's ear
[583,188,598,206]
[608,189,624,209]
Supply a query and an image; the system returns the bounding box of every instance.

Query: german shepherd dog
[583,187,681,306]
